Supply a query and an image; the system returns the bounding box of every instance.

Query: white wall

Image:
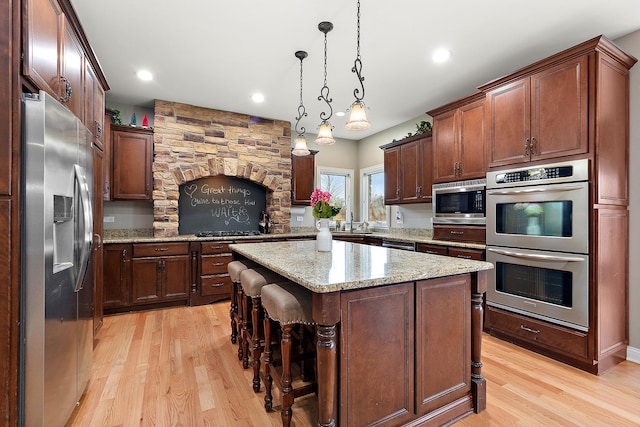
[103,200,154,230]
[614,31,640,352]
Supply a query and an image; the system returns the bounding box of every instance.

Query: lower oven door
[486,246,589,331]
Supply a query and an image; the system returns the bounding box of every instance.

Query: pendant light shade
[292,50,311,156]
[345,0,371,131]
[345,100,371,130]
[292,135,310,156]
[315,21,336,146]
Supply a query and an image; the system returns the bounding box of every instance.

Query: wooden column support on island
[313,292,340,427]
[471,270,487,413]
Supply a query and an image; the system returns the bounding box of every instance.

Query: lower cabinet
[417,243,485,261]
[339,275,472,425]
[103,242,190,313]
[191,241,234,306]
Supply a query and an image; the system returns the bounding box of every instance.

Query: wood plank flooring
[68,303,640,427]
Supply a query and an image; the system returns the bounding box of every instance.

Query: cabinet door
[84,63,105,150]
[458,99,486,180]
[24,0,62,99]
[419,136,433,202]
[291,152,316,205]
[163,255,190,300]
[103,244,131,308]
[416,243,447,256]
[415,276,470,415]
[432,109,458,183]
[103,112,113,201]
[131,258,162,304]
[383,146,401,204]
[60,17,84,119]
[400,141,421,203]
[448,247,485,261]
[487,77,530,168]
[93,80,105,150]
[112,127,153,199]
[531,56,588,161]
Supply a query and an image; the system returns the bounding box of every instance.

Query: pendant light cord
[318,23,333,122]
[351,0,365,102]
[294,52,308,136]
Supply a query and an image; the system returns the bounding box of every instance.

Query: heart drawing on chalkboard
[184,184,198,198]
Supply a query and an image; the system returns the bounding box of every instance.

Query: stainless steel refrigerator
[21,91,94,427]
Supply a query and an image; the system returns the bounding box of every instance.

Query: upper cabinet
[381,133,433,204]
[484,57,588,168]
[84,63,105,150]
[111,125,153,200]
[24,0,109,133]
[291,150,318,205]
[428,93,486,183]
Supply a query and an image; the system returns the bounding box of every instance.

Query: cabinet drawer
[133,242,189,257]
[448,247,484,261]
[201,274,232,297]
[486,306,588,359]
[201,254,233,275]
[201,241,232,254]
[433,225,486,243]
[416,243,448,256]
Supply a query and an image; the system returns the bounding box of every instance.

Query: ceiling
[70,0,640,141]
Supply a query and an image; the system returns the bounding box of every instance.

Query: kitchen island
[230,239,493,427]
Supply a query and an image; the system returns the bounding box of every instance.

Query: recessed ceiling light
[136,70,153,81]
[336,111,345,117]
[432,48,452,63]
[252,93,265,103]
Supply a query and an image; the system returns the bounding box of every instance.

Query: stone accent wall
[152,100,292,237]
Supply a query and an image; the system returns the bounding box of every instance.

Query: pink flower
[310,188,331,206]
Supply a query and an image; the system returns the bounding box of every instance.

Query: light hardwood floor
[68,303,640,427]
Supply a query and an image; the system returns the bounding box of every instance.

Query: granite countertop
[229,240,493,293]
[103,228,486,249]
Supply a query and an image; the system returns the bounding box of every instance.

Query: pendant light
[345,0,371,131]
[292,50,311,156]
[315,21,336,146]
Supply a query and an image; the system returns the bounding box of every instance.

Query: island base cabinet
[339,275,474,427]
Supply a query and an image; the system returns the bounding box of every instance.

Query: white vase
[316,218,333,252]
[527,216,541,235]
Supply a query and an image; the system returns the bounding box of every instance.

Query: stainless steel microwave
[432,179,486,225]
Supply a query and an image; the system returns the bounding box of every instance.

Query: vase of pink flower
[311,188,342,252]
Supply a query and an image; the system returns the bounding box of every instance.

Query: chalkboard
[178,176,267,235]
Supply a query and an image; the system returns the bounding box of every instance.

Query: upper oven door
[486,181,589,254]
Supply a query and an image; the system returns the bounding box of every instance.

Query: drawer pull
[155,248,169,252]
[520,325,541,334]
[207,282,225,288]
[209,245,224,250]
[211,262,225,267]
[456,255,472,259]
[450,231,464,235]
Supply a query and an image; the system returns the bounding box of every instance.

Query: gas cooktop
[195,230,262,237]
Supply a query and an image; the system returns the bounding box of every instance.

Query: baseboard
[627,345,640,364]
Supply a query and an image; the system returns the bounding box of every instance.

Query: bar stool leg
[237,285,246,362]
[241,294,251,369]
[251,295,263,392]
[263,310,273,411]
[230,281,238,344]
[281,323,294,427]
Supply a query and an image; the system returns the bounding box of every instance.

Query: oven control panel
[487,159,589,188]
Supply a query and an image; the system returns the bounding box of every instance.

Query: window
[361,165,389,228]
[317,167,353,222]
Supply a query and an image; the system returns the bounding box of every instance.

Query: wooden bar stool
[239,267,287,384]
[261,282,317,427]
[227,259,259,360]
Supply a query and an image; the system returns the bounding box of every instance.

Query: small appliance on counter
[258,211,270,234]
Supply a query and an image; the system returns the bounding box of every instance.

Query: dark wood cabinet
[111,125,153,200]
[416,243,485,261]
[84,63,105,150]
[484,55,588,168]
[60,18,84,119]
[131,243,190,305]
[103,244,131,309]
[381,133,433,204]
[429,94,486,183]
[191,241,234,306]
[432,225,486,244]
[291,150,317,205]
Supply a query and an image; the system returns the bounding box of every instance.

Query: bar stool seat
[261,282,318,427]
[240,267,287,390]
[227,259,259,359]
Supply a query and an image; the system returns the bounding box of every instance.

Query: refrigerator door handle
[74,164,93,292]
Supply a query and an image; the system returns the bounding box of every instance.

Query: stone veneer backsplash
[152,100,292,237]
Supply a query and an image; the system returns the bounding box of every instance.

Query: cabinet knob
[121,249,127,262]
[60,76,72,103]
[458,162,463,176]
[530,137,536,156]
[524,138,530,156]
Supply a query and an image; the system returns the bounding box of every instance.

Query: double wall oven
[486,159,590,331]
